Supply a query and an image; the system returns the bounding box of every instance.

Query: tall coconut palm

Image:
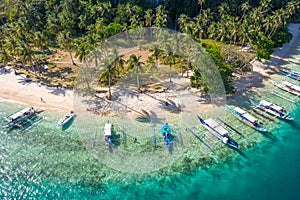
[154,5,168,28]
[198,0,205,14]
[109,47,125,78]
[57,31,76,65]
[144,9,154,27]
[162,44,175,83]
[127,54,144,90]
[146,56,157,76]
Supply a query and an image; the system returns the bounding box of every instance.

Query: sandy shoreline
[230,23,300,97]
[0,23,300,111]
[0,69,73,111]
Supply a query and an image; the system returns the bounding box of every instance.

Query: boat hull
[249,99,294,121]
[57,112,74,126]
[225,106,267,132]
[196,115,238,149]
[2,108,37,128]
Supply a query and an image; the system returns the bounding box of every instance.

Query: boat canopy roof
[8,107,32,120]
[104,122,112,136]
[283,81,293,87]
[270,104,283,111]
[234,107,246,114]
[291,85,300,92]
[260,100,272,107]
[243,113,257,123]
[205,118,228,135]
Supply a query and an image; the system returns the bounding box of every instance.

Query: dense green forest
[0,0,299,93]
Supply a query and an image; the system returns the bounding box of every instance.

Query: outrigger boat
[2,107,38,128]
[104,120,112,147]
[279,69,300,80]
[249,99,294,121]
[161,123,172,148]
[196,115,238,149]
[57,111,74,126]
[288,58,300,65]
[270,80,300,96]
[225,106,267,132]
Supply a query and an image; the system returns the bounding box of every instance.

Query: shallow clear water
[1,43,300,199]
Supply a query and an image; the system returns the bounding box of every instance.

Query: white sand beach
[0,68,73,111]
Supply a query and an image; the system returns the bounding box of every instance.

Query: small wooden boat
[226,106,267,132]
[3,106,38,128]
[57,111,74,126]
[279,69,300,80]
[104,120,112,147]
[197,115,238,149]
[250,99,294,121]
[270,80,300,96]
[161,123,172,148]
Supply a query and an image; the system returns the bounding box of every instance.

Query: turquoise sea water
[1,45,300,199]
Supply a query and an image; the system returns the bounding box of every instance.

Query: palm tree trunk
[108,72,112,100]
[69,51,76,66]
[136,67,140,90]
[169,63,172,82]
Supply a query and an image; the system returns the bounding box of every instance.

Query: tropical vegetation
[0,0,299,94]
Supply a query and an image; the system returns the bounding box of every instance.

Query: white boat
[104,120,112,147]
[288,58,300,65]
[3,107,38,128]
[57,111,74,126]
[270,80,300,96]
[197,116,238,148]
[226,106,267,132]
[250,99,294,120]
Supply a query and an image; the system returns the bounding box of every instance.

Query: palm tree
[57,31,76,65]
[154,5,168,28]
[99,59,117,100]
[146,56,157,76]
[127,54,144,90]
[240,2,250,22]
[144,9,154,27]
[162,44,175,83]
[74,38,90,65]
[177,14,190,33]
[109,47,125,78]
[150,46,161,65]
[198,0,205,14]
[0,47,12,66]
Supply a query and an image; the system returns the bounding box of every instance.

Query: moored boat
[249,99,294,120]
[270,80,300,96]
[161,122,172,148]
[196,115,238,149]
[279,69,300,80]
[225,105,267,132]
[2,106,38,128]
[104,120,112,147]
[57,111,75,126]
[288,58,300,65]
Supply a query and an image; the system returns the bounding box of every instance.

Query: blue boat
[226,105,268,132]
[196,115,238,149]
[279,69,300,80]
[161,123,172,148]
[249,99,294,121]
